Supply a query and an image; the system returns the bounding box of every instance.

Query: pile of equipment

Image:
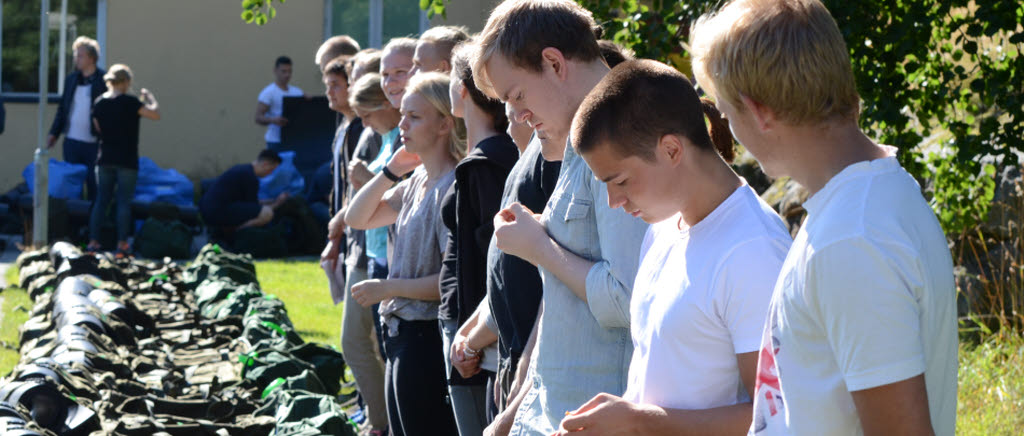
[0,242,355,435]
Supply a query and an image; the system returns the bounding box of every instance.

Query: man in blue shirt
[474,1,649,434]
[201,150,288,230]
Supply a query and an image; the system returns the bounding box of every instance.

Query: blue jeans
[368,257,389,360]
[63,138,99,200]
[89,166,138,243]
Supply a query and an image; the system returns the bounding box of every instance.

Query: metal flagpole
[34,0,51,248]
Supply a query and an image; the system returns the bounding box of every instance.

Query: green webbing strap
[148,273,169,283]
[238,351,258,378]
[261,377,286,399]
[261,321,286,337]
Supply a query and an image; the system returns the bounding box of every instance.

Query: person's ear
[439,115,454,136]
[740,94,776,132]
[541,47,569,81]
[657,134,685,167]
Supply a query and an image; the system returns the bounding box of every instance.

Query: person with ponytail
[554,59,792,435]
[86,64,160,256]
[345,71,462,436]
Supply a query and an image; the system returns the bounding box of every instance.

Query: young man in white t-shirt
[255,56,304,150]
[690,0,958,435]
[554,59,792,435]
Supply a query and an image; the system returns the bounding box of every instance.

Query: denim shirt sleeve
[583,170,648,329]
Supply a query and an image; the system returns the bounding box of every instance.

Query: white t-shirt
[749,150,957,436]
[623,184,791,410]
[258,83,304,143]
[67,84,96,142]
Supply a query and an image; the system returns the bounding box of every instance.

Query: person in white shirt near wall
[555,59,792,436]
[255,55,304,151]
[690,0,958,435]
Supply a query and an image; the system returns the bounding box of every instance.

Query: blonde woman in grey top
[345,71,465,436]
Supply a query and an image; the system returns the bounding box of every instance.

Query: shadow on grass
[296,330,332,341]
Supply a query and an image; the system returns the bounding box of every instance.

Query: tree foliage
[240,0,285,26]
[581,0,1021,234]
[242,0,1022,233]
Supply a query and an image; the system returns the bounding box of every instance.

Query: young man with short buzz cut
[554,59,791,436]
[691,0,957,435]
[473,1,649,435]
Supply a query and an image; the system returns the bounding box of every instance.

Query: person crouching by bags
[86,63,160,257]
[200,150,289,240]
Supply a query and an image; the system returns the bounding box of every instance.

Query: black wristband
[382,166,402,182]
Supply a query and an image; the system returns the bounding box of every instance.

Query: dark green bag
[233,223,290,259]
[133,217,192,259]
[255,389,357,436]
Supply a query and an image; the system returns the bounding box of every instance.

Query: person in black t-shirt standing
[86,64,160,255]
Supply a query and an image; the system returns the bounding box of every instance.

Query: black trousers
[383,318,458,436]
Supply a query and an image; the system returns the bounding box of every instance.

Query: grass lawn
[254,259,344,348]
[1,267,31,375]
[957,331,1024,435]
[2,259,1022,434]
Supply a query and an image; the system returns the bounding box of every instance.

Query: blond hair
[103,64,132,85]
[690,0,860,125]
[72,36,100,60]
[473,0,602,98]
[419,26,470,64]
[383,37,418,59]
[349,73,389,113]
[405,72,467,162]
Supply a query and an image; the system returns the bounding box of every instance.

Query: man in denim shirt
[474,1,649,434]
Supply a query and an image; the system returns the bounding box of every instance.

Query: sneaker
[115,242,132,259]
[85,242,102,254]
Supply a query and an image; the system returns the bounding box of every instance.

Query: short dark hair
[324,56,350,84]
[258,149,283,164]
[451,42,508,134]
[597,40,634,68]
[275,56,292,68]
[573,59,735,163]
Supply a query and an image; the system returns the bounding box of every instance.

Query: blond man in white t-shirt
[690,1,957,435]
[554,59,792,436]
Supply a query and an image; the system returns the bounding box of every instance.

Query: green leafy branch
[241,0,286,26]
[420,0,451,19]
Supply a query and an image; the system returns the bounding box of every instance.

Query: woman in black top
[86,64,160,255]
[438,41,520,429]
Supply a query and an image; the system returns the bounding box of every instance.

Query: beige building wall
[1,0,324,191]
[430,0,501,33]
[105,0,325,182]
[0,105,60,190]
[1,0,498,192]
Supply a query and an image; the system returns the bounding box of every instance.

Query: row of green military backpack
[0,242,356,435]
